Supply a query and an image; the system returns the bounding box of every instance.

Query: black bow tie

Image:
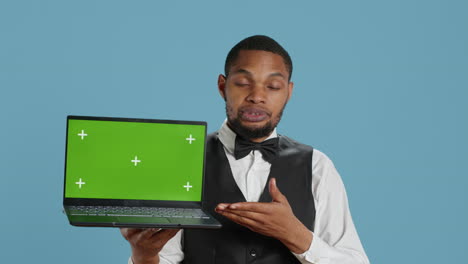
[234,136,279,163]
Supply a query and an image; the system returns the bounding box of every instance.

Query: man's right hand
[120,228,180,264]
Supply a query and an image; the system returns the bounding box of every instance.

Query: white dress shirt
[129,121,369,264]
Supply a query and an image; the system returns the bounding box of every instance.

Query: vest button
[250,249,257,257]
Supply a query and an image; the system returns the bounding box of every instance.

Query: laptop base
[64,205,222,229]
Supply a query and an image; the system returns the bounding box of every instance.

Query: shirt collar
[217,119,278,154]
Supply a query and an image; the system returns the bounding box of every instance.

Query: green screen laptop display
[65,118,205,202]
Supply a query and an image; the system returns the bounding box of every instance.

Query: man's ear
[287,81,294,101]
[218,74,227,101]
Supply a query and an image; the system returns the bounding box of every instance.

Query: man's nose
[246,85,266,104]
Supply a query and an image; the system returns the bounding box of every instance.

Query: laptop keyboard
[68,206,210,219]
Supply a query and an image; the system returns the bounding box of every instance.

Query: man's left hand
[215,178,313,254]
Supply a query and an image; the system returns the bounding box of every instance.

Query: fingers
[215,179,288,214]
[269,178,287,203]
[136,228,163,242]
[217,206,264,222]
[219,210,262,230]
[120,227,180,248]
[216,203,273,231]
[149,229,180,243]
[217,202,272,213]
[120,228,145,241]
[216,203,230,210]
[120,227,180,263]
[138,229,179,252]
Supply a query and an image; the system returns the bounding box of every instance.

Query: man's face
[218,50,294,142]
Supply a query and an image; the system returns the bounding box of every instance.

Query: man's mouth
[239,107,270,122]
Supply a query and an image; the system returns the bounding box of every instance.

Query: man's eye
[236,83,249,87]
[267,86,281,90]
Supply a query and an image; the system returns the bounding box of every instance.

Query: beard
[226,104,286,140]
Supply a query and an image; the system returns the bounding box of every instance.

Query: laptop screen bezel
[63,115,208,207]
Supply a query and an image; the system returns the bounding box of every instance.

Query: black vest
[183,133,315,264]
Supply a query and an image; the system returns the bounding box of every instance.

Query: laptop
[63,115,222,229]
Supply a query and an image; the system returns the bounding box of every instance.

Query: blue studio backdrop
[1,1,467,263]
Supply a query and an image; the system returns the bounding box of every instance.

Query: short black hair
[224,35,293,81]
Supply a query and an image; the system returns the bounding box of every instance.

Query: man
[121,35,370,264]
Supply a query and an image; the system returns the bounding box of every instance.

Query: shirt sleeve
[128,229,184,264]
[292,150,370,264]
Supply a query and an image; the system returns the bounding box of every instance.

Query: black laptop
[63,115,221,229]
